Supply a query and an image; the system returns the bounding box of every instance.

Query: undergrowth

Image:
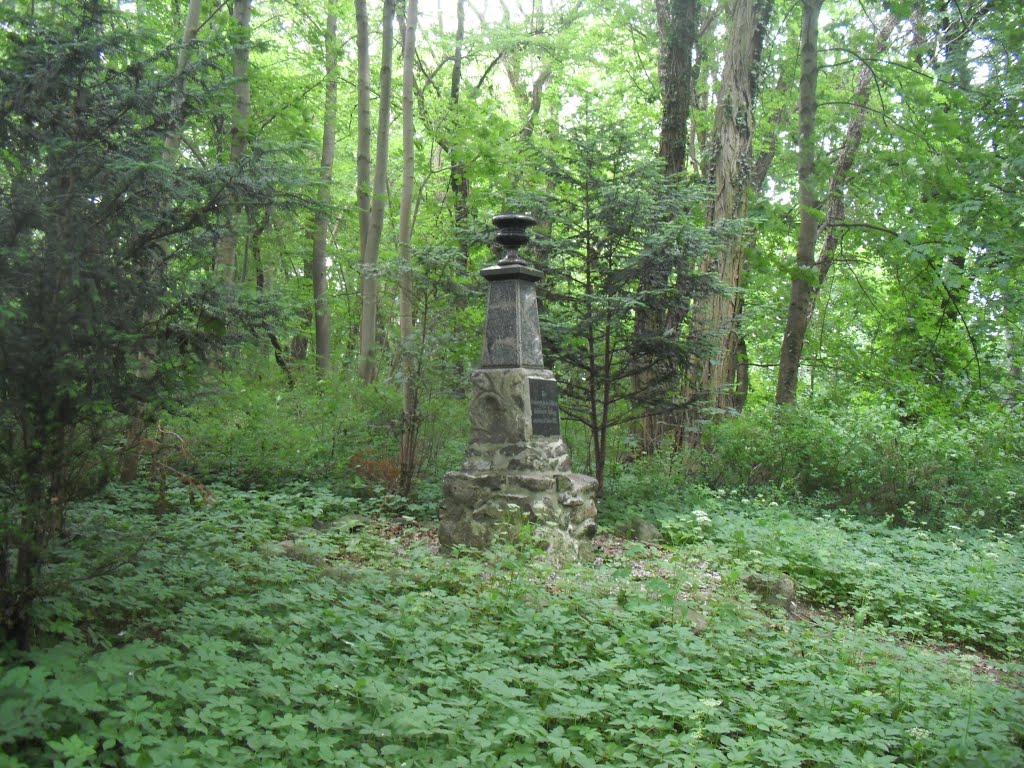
[697,403,1024,528]
[633,488,1024,660]
[1,481,1022,767]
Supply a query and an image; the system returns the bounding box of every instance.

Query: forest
[1,0,1023,764]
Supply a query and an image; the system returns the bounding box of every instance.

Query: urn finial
[491,213,537,266]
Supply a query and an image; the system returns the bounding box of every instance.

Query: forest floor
[2,480,1023,767]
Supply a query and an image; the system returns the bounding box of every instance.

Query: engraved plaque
[529,378,561,437]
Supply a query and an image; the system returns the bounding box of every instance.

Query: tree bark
[355,0,372,258]
[633,0,698,452]
[358,0,396,383]
[449,0,470,255]
[214,0,252,281]
[683,0,773,425]
[775,0,822,405]
[162,0,202,163]
[398,0,419,496]
[312,12,338,376]
[775,13,898,404]
[656,0,698,177]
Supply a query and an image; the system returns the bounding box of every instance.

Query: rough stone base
[440,469,598,563]
[462,438,572,473]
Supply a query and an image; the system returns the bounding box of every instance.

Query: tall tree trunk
[633,0,698,452]
[775,13,898,404]
[163,0,202,163]
[358,0,396,383]
[683,0,773,427]
[312,12,338,376]
[449,0,470,262]
[355,0,372,258]
[656,0,697,177]
[398,0,419,495]
[775,0,822,405]
[214,0,252,280]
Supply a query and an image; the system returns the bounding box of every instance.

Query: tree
[682,0,773,425]
[397,0,419,494]
[311,10,339,376]
[656,0,699,177]
[528,105,712,492]
[214,0,253,280]
[0,1,265,647]
[355,0,372,258]
[634,0,699,451]
[748,0,1024,412]
[358,0,396,383]
[448,0,471,255]
[163,0,204,162]
[775,0,823,405]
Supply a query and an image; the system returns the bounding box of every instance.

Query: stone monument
[440,214,598,562]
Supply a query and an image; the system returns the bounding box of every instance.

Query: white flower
[700,698,722,708]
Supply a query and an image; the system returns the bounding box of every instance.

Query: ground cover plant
[2,481,1022,767]
[667,490,1024,659]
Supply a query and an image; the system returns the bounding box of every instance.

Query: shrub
[169,356,466,499]
[699,403,1024,528]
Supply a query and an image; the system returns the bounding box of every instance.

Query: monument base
[440,469,598,564]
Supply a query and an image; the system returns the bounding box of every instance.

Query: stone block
[517,473,557,493]
[440,467,597,561]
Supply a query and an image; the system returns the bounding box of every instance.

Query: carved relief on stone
[467,369,527,444]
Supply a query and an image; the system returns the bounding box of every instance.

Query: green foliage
[598,450,695,524]
[0,1,282,646]
[2,481,1021,767]
[655,489,1024,658]
[169,354,465,498]
[698,402,1024,528]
